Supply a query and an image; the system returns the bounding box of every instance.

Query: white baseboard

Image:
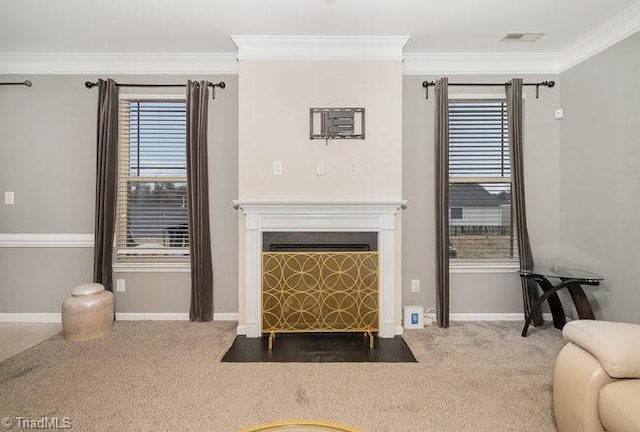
[116,313,189,321]
[1,312,552,324]
[0,313,61,323]
[449,312,554,321]
[213,313,239,321]
[0,312,239,323]
[115,312,239,321]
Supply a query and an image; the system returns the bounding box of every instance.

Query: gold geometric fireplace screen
[262,252,379,349]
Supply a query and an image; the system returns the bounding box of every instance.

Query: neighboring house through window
[116,96,189,261]
[450,207,463,220]
[448,98,518,261]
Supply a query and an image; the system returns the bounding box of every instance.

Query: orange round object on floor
[240,420,361,432]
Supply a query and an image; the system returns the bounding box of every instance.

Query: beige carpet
[0,323,61,363]
[0,321,565,431]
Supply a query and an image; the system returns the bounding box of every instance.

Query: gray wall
[402,74,561,314]
[559,32,640,324]
[6,48,636,322]
[0,74,238,315]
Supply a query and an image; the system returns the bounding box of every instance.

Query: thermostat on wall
[403,306,424,329]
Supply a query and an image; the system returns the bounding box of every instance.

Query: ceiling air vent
[500,32,545,43]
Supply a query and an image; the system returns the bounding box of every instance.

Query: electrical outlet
[554,108,564,119]
[273,160,283,175]
[4,191,15,205]
[316,161,325,175]
[116,279,126,292]
[411,279,420,293]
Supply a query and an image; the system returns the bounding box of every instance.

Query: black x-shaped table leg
[521,277,597,337]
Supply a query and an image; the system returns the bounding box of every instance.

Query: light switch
[4,191,14,205]
[554,109,564,119]
[316,161,325,175]
[349,162,359,175]
[273,161,283,176]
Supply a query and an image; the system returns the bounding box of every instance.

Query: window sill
[113,262,190,273]
[450,261,519,274]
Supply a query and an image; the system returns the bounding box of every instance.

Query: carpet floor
[0,321,565,431]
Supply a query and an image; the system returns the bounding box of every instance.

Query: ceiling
[1,0,639,54]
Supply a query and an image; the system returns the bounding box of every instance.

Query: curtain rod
[0,80,32,87]
[421,80,555,99]
[84,80,226,99]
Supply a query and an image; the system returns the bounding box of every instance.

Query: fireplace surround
[234,201,405,338]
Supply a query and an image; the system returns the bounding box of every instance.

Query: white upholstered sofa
[553,320,640,432]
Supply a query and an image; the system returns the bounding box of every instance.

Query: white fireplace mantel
[234,200,406,338]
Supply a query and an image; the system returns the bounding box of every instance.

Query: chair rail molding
[0,233,94,248]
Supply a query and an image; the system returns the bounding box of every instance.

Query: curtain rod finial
[218,81,226,89]
[84,81,97,89]
[422,80,434,99]
[24,80,32,87]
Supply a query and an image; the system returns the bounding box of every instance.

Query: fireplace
[263,231,377,252]
[261,231,379,348]
[234,201,405,338]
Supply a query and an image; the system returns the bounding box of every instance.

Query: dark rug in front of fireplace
[221,333,416,363]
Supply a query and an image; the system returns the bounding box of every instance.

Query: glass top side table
[520,265,603,337]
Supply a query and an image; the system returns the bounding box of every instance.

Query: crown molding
[560,2,640,72]
[2,4,638,76]
[231,35,409,60]
[0,52,238,75]
[403,52,560,75]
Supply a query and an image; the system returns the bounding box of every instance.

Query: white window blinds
[449,100,510,179]
[448,99,518,261]
[116,98,189,259]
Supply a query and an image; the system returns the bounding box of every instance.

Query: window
[116,97,189,260]
[450,207,463,220]
[448,98,518,261]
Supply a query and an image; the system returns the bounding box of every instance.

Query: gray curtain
[93,79,119,292]
[186,80,214,322]
[506,78,542,325]
[434,77,450,328]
